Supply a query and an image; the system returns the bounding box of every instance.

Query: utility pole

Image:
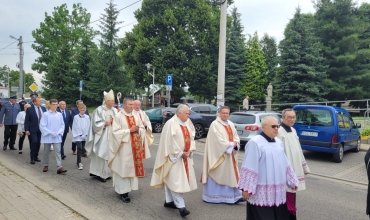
[217,0,227,107]
[19,36,24,98]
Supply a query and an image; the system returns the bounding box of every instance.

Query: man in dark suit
[25,96,46,164]
[0,96,21,150]
[57,100,71,159]
[71,100,89,155]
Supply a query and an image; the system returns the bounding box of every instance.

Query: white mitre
[103,89,114,101]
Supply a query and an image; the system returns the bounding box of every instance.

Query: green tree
[313,0,370,100]
[31,3,95,103]
[275,8,328,103]
[0,65,10,87]
[120,0,221,101]
[239,33,267,102]
[260,33,278,86]
[225,7,246,110]
[85,0,133,104]
[8,70,36,95]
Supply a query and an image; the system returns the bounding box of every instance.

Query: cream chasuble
[201,117,240,187]
[150,116,197,193]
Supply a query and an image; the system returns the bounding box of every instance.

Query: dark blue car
[293,105,361,163]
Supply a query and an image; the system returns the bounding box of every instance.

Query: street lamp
[146,63,155,107]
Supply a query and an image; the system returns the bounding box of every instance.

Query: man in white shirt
[39,99,67,174]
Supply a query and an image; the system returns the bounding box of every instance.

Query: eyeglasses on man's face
[270,125,280,129]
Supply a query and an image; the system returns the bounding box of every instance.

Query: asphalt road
[0,129,368,220]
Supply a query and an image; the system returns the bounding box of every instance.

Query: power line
[90,0,142,25]
[0,40,18,52]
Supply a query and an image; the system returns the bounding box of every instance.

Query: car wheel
[352,138,360,152]
[333,144,344,163]
[154,123,162,133]
[194,124,204,140]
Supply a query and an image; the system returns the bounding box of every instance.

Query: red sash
[224,125,239,183]
[125,116,144,177]
[138,114,146,159]
[180,125,191,182]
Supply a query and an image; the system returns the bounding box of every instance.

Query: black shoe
[97,176,107,182]
[34,158,41,162]
[90,173,97,177]
[30,160,35,164]
[62,155,66,160]
[120,193,131,203]
[164,201,178,209]
[234,197,246,204]
[3,146,6,150]
[9,147,17,150]
[179,208,190,217]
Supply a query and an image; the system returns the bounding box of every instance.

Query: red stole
[180,125,191,182]
[125,115,144,177]
[223,125,239,183]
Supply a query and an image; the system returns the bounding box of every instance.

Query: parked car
[293,105,361,163]
[144,107,167,133]
[163,107,216,139]
[24,97,46,107]
[228,111,282,147]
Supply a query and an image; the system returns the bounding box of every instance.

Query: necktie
[62,110,65,119]
[37,107,42,124]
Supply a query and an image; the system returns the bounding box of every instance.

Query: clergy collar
[121,109,133,116]
[216,117,228,126]
[260,132,276,142]
[281,122,292,132]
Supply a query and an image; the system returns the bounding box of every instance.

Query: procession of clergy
[87,89,309,219]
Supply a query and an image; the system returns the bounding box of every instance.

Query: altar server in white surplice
[238,116,299,220]
[201,106,245,204]
[150,104,197,218]
[85,89,117,182]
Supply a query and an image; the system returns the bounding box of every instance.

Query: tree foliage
[225,7,246,110]
[260,33,278,87]
[9,70,36,94]
[119,0,221,101]
[0,65,10,87]
[31,3,96,104]
[275,8,328,103]
[239,33,267,102]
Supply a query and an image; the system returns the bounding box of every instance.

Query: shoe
[179,208,190,217]
[35,158,41,162]
[120,193,131,203]
[234,197,246,204]
[73,151,76,155]
[3,146,6,150]
[98,176,107,182]
[43,166,48,172]
[82,152,87,157]
[62,155,66,160]
[18,151,22,154]
[9,147,17,150]
[90,173,97,177]
[30,160,35,164]
[78,163,83,170]
[57,168,67,174]
[164,201,178,209]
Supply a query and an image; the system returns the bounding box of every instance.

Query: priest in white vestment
[238,116,299,220]
[133,100,154,161]
[85,90,117,182]
[108,98,148,203]
[150,104,197,218]
[201,106,245,204]
[278,109,310,219]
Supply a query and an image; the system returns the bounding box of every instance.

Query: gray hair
[261,116,278,125]
[282,108,295,117]
[123,97,133,104]
[76,100,83,105]
[176,104,190,114]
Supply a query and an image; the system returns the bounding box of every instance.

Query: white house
[0,86,9,98]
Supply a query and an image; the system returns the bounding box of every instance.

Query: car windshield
[145,108,157,113]
[295,108,333,126]
[228,114,255,124]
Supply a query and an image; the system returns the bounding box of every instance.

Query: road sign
[79,80,83,91]
[166,85,172,91]
[166,74,172,86]
[29,83,37,92]
[11,86,19,92]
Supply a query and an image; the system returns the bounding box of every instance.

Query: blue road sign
[166,74,172,86]
[79,80,83,91]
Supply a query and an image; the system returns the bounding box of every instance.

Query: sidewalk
[0,163,84,220]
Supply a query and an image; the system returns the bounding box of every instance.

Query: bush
[361,127,370,136]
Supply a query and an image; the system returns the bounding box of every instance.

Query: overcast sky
[0,0,366,88]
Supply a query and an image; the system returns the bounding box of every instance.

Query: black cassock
[365,148,370,218]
